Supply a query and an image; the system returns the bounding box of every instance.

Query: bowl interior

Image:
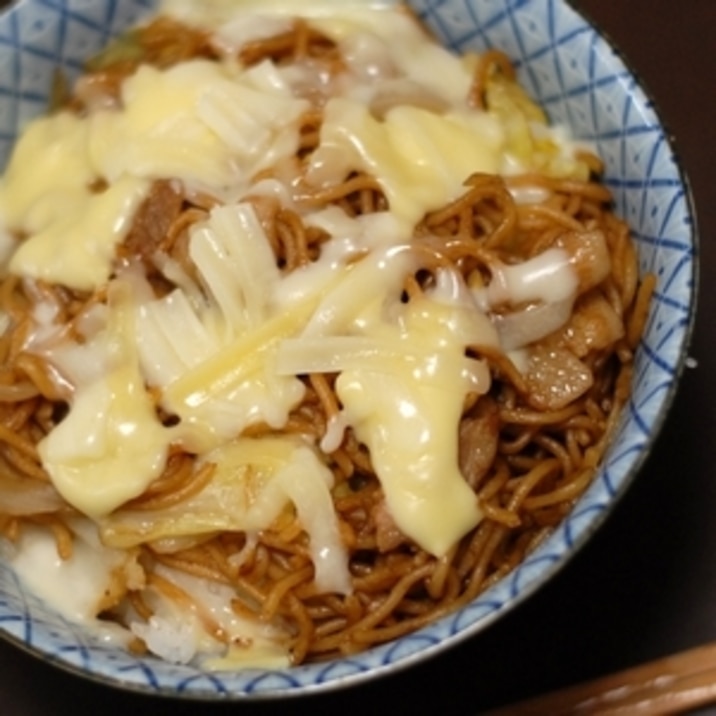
[0,0,696,698]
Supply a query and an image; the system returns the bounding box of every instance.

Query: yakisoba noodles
[0,0,653,667]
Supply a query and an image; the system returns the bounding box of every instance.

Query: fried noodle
[0,10,654,665]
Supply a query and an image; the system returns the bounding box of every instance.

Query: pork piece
[71,73,126,112]
[553,229,611,294]
[371,498,407,553]
[524,344,593,412]
[118,180,183,264]
[560,290,624,358]
[459,396,500,489]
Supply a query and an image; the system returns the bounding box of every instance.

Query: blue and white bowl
[0,0,697,698]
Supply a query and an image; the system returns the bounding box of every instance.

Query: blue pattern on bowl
[0,0,696,697]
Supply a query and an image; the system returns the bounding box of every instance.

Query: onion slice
[0,473,64,516]
[492,296,574,352]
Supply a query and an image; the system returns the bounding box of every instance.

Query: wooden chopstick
[485,642,716,715]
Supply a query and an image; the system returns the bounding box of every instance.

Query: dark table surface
[0,1,713,714]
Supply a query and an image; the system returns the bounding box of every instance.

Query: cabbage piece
[135,202,308,445]
[101,436,351,594]
[189,203,281,332]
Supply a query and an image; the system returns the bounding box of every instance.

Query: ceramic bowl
[0,0,697,699]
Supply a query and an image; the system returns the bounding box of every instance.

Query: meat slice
[560,290,624,358]
[459,396,500,489]
[118,180,183,265]
[553,229,611,294]
[371,498,407,553]
[524,344,593,411]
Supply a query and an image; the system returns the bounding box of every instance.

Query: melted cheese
[308,100,504,228]
[9,521,139,644]
[277,256,496,556]
[0,113,150,290]
[0,113,94,228]
[0,59,308,291]
[161,0,472,103]
[335,295,492,556]
[10,175,149,291]
[0,2,582,292]
[38,282,170,517]
[89,59,309,187]
[0,0,590,661]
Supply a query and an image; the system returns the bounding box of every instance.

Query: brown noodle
[0,14,654,665]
